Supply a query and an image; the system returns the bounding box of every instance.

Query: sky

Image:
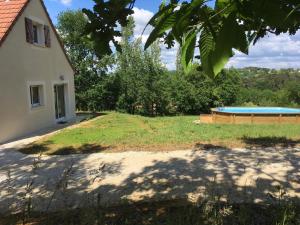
[44,0,300,70]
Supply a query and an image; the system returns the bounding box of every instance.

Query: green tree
[57,10,116,111]
[116,17,168,116]
[83,0,300,77]
[233,68,300,107]
[286,82,300,105]
[166,68,241,114]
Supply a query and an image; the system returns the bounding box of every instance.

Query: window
[25,18,51,47]
[32,23,43,45]
[30,85,43,108]
[33,25,38,44]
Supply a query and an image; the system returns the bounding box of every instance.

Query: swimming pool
[214,107,300,114]
[200,107,300,124]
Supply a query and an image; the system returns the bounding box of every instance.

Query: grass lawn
[20,112,300,155]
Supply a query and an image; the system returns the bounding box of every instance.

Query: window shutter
[44,25,51,48]
[25,18,33,44]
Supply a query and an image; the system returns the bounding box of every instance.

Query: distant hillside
[232,68,300,107]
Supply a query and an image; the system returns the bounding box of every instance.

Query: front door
[54,84,66,120]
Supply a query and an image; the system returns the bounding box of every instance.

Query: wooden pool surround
[200,108,300,124]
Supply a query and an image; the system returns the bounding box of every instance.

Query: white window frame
[27,81,46,111]
[52,80,70,122]
[27,16,46,47]
[32,22,45,46]
[32,24,39,44]
[30,85,42,107]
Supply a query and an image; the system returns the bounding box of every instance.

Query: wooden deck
[200,112,300,124]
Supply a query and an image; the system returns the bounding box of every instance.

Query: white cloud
[133,7,300,70]
[132,7,179,70]
[59,0,72,6]
[228,32,300,69]
[132,7,153,36]
[161,47,179,70]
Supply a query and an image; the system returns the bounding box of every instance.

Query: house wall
[0,0,76,144]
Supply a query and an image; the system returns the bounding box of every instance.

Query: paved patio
[0,137,300,213]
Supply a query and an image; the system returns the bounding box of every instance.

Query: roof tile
[0,0,29,42]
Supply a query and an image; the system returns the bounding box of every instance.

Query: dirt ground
[0,139,300,213]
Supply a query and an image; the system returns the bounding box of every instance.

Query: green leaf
[199,28,215,77]
[177,0,205,27]
[210,14,248,76]
[233,26,249,54]
[173,0,205,40]
[214,0,237,17]
[215,0,230,9]
[144,9,177,49]
[190,0,205,7]
[181,30,197,74]
[145,4,176,28]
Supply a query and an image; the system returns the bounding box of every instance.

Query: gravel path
[0,139,300,213]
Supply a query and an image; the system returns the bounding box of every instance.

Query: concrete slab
[0,146,300,213]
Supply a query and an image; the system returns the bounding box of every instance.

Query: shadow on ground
[1,200,300,225]
[194,143,232,151]
[19,141,112,155]
[241,136,300,148]
[95,148,300,206]
[1,139,300,214]
[76,112,107,123]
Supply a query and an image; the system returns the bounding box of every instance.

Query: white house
[0,0,76,144]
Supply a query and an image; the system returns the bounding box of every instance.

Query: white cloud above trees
[131,7,300,70]
[132,7,179,70]
[228,32,300,69]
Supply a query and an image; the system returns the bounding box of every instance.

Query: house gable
[0,0,74,73]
